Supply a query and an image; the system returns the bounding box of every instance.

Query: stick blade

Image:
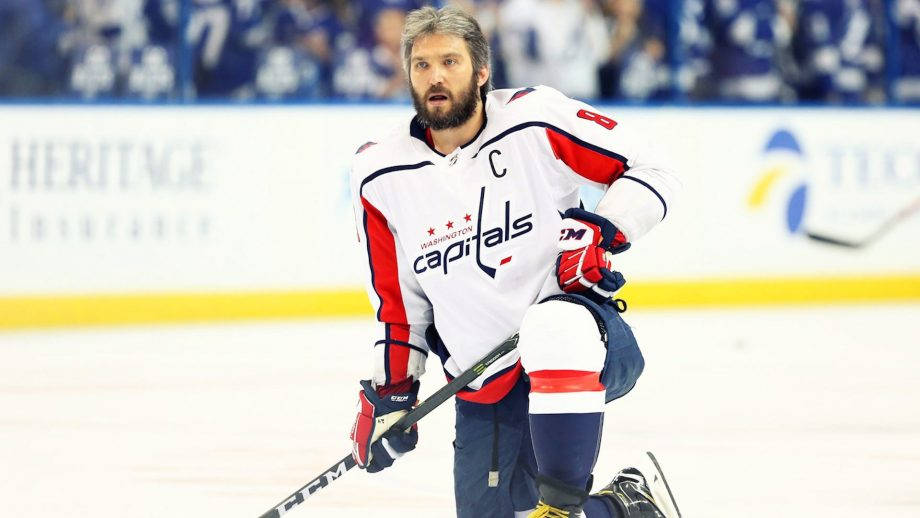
[805,231,863,249]
[643,451,682,518]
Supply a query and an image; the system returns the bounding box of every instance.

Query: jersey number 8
[577,109,617,130]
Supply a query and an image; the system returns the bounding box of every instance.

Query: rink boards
[0,104,918,328]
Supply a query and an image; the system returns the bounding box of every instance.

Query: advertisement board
[1,105,918,327]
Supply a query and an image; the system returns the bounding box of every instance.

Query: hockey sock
[528,369,606,491]
[530,412,602,490]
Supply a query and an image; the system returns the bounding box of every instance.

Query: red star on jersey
[428,227,435,235]
[464,214,471,222]
[446,221,454,229]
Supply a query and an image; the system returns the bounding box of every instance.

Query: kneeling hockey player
[348,6,682,518]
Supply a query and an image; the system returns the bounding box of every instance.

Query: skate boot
[592,452,681,518]
[528,475,589,518]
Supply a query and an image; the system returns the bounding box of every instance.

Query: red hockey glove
[349,379,419,473]
[556,208,630,301]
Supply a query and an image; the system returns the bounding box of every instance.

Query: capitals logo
[414,186,533,277]
[747,128,809,234]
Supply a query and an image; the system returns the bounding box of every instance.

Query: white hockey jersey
[350,85,680,403]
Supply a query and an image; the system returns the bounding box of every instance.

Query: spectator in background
[144,0,179,46]
[451,0,509,88]
[271,0,351,97]
[352,0,432,47]
[189,0,275,98]
[126,0,182,100]
[333,7,408,99]
[0,0,73,96]
[598,0,670,100]
[678,0,712,97]
[66,0,150,98]
[894,0,920,102]
[498,0,609,99]
[793,0,885,103]
[185,0,231,96]
[683,0,793,102]
[72,0,149,63]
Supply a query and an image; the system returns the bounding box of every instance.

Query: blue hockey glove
[349,379,419,473]
[556,208,630,302]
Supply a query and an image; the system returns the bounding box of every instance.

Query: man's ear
[477,66,490,88]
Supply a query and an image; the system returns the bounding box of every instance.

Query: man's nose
[428,65,445,85]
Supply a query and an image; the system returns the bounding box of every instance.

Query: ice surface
[2,304,919,517]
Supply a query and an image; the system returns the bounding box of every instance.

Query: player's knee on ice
[518,300,607,374]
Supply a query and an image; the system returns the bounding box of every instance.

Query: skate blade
[641,451,682,518]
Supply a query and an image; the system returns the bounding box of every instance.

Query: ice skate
[592,452,681,518]
[528,475,589,518]
[528,501,583,518]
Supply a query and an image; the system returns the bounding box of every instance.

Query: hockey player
[347,6,682,518]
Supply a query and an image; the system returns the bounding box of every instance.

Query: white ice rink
[3,304,920,518]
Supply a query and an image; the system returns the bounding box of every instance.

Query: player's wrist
[372,340,428,388]
[561,207,630,254]
[374,377,417,397]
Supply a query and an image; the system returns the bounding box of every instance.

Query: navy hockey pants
[452,294,644,517]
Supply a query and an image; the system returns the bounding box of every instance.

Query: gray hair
[401,6,493,97]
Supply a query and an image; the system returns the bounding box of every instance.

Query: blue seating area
[1,0,917,104]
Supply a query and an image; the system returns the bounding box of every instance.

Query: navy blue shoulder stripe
[359,160,435,196]
[507,87,536,103]
[621,175,668,220]
[472,121,630,168]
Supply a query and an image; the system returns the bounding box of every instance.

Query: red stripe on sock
[529,370,604,393]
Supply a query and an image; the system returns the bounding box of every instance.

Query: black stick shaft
[258,334,519,518]
[391,334,519,432]
[806,195,920,249]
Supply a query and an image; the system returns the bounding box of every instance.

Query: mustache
[426,87,451,98]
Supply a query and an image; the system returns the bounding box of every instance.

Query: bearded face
[411,69,480,131]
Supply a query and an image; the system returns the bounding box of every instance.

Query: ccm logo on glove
[556,208,630,301]
[350,379,420,473]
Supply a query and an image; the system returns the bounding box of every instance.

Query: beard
[411,73,480,131]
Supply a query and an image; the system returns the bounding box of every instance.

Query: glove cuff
[562,207,630,253]
[376,378,416,396]
[360,379,419,413]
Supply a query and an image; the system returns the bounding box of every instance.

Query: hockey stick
[806,194,920,249]
[257,333,520,518]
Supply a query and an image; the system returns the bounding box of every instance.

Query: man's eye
[445,59,456,65]
[416,62,428,69]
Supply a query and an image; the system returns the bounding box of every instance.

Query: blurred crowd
[1,0,919,103]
